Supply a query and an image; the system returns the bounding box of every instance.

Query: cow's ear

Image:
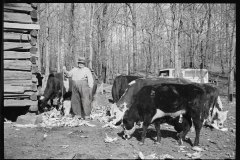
[108,99,114,103]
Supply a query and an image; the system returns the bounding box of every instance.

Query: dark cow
[109,77,192,124]
[39,71,98,114]
[195,83,228,129]
[122,83,207,146]
[109,75,142,103]
[146,83,222,145]
[39,72,72,111]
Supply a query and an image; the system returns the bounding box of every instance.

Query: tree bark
[57,3,60,73]
[45,3,49,76]
[228,9,236,102]
[204,4,211,69]
[88,3,94,69]
[132,3,137,74]
[171,4,182,78]
[100,3,108,83]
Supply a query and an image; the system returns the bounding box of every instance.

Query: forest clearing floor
[4,90,236,159]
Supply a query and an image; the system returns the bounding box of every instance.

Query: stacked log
[4,3,40,111]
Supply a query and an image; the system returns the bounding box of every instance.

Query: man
[63,57,94,120]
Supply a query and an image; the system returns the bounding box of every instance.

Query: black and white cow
[109,75,142,103]
[198,83,228,129]
[109,77,228,129]
[109,77,192,125]
[122,83,207,146]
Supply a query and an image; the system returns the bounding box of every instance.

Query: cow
[109,75,142,103]
[109,77,228,129]
[39,72,72,114]
[39,71,98,115]
[194,83,228,129]
[109,77,192,125]
[122,83,207,147]
[153,83,227,145]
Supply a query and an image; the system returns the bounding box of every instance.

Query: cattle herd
[38,73,228,149]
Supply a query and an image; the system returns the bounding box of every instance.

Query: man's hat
[77,57,86,64]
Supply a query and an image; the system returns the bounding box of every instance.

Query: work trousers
[71,80,92,117]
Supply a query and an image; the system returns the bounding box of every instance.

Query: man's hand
[63,66,66,73]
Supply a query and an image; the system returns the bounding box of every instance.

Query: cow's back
[117,77,192,108]
[134,83,206,114]
[112,75,140,103]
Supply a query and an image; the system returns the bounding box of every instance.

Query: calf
[122,83,207,146]
[109,75,141,103]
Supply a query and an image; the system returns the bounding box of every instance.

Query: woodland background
[38,3,235,89]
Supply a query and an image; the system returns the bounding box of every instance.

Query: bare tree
[45,3,49,76]
[88,3,95,69]
[171,3,183,78]
[228,4,236,102]
[57,3,60,72]
[100,3,108,83]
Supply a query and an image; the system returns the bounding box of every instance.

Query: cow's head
[215,110,228,129]
[122,109,137,139]
[208,107,229,129]
[109,102,128,125]
[38,95,46,107]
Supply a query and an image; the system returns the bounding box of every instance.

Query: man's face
[78,63,85,68]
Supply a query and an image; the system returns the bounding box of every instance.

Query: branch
[112,21,133,29]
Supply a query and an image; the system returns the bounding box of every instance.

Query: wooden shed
[4,3,41,111]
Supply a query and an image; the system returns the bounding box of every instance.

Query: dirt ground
[4,91,236,159]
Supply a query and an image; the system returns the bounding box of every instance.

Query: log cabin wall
[4,3,41,111]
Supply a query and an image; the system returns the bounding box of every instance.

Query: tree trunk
[57,3,60,73]
[132,3,137,74]
[172,4,182,78]
[100,3,108,83]
[220,4,225,74]
[204,4,211,69]
[124,4,130,75]
[88,3,94,69]
[69,3,75,68]
[45,3,49,76]
[228,17,236,102]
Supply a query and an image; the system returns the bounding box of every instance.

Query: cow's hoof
[154,141,161,145]
[177,139,183,146]
[139,142,144,145]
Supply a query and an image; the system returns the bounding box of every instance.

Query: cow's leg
[139,116,151,145]
[191,116,203,146]
[179,115,192,145]
[154,119,161,144]
[178,125,191,145]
